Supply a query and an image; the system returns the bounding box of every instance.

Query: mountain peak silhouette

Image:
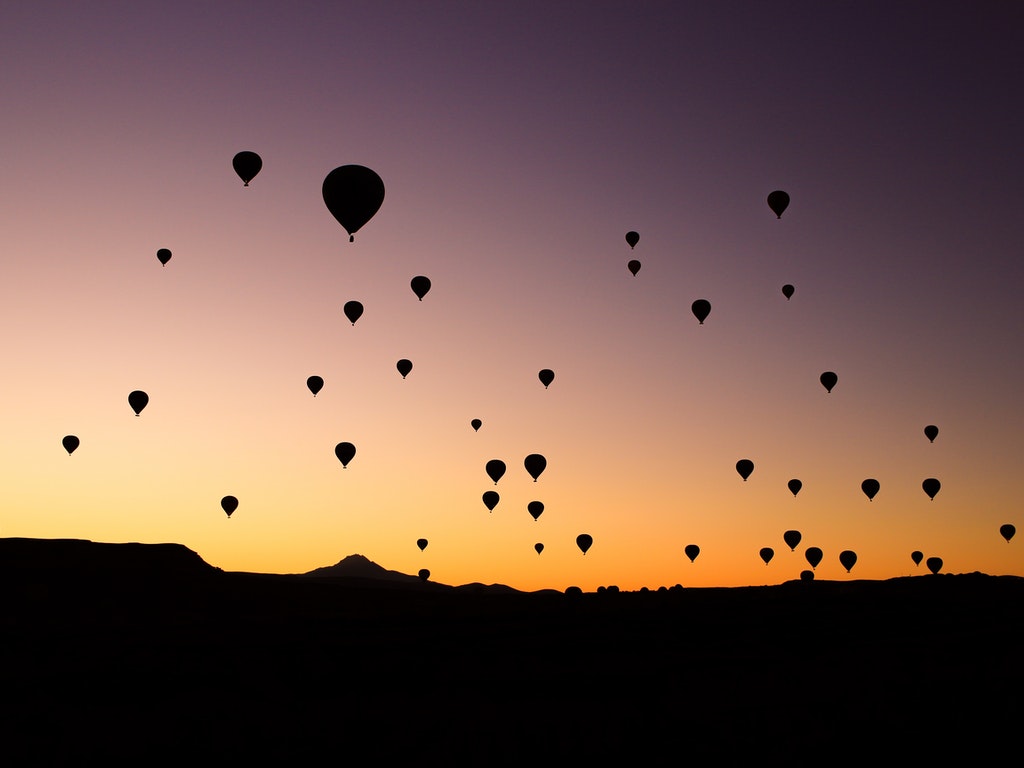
[302,554,421,582]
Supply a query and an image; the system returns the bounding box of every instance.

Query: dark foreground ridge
[1,538,1021,762]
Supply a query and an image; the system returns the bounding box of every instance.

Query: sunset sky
[2,1,1021,590]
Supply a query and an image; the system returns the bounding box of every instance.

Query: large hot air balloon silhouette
[538,369,554,388]
[684,544,700,563]
[820,371,838,393]
[999,524,1015,543]
[926,557,942,575]
[156,248,171,266]
[782,284,794,300]
[922,478,940,500]
[335,442,356,468]
[527,501,544,521]
[307,376,324,397]
[396,359,413,378]
[861,479,880,501]
[787,479,802,497]
[627,259,641,276]
[482,491,499,512]
[524,454,546,482]
[911,550,924,566]
[417,538,428,551]
[322,165,385,242]
[625,231,639,249]
[470,419,482,432]
[62,435,80,455]
[485,459,506,485]
[411,276,431,301]
[783,530,802,551]
[767,190,790,218]
[343,301,364,325]
[759,547,774,565]
[534,543,544,555]
[839,550,857,573]
[221,495,238,518]
[736,459,754,481]
[805,546,823,570]
[924,425,938,442]
[692,299,711,325]
[576,534,593,555]
[232,151,262,186]
[128,390,149,416]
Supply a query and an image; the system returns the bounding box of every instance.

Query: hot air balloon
[922,478,940,500]
[534,543,544,555]
[820,371,838,393]
[471,419,482,432]
[924,425,938,442]
[784,530,802,551]
[800,570,814,581]
[525,453,547,481]
[396,359,413,378]
[759,547,774,565]
[411,276,431,301]
[232,151,262,186]
[692,299,711,325]
[335,441,356,468]
[627,260,641,276]
[625,231,639,249]
[576,534,593,555]
[221,495,238,518]
[767,190,790,219]
[684,544,700,563]
[482,491,500,512]
[322,165,385,242]
[805,547,823,570]
[485,459,506,484]
[736,459,754,481]
[926,557,942,575]
[307,376,324,397]
[782,284,794,300]
[62,435,80,455]
[156,248,171,266]
[417,538,428,551]
[839,550,857,573]
[538,369,554,388]
[527,501,544,521]
[418,569,430,582]
[861,479,880,501]
[128,390,149,416]
[911,550,924,566]
[788,479,802,497]
[343,301,363,325]
[999,524,1015,543]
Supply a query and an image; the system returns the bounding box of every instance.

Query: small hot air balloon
[417,538,428,551]
[232,151,262,186]
[861,479,880,501]
[335,441,356,468]
[627,259,641,276]
[922,478,940,500]
[911,550,924,566]
[156,248,171,266]
[307,376,324,397]
[784,530,802,551]
[128,390,149,416]
[736,459,754,481]
[924,425,938,442]
[999,524,1015,543]
[62,435,80,455]
[767,190,790,219]
[576,534,593,555]
[343,301,364,325]
[926,557,942,575]
[411,276,431,300]
[527,501,544,521]
[625,231,639,249]
[684,544,700,563]
[787,479,802,497]
[759,547,774,565]
[782,284,794,300]
[805,546,823,570]
[692,299,711,325]
[470,418,482,432]
[820,371,838,393]
[538,369,554,388]
[524,453,546,481]
[418,568,430,582]
[221,495,238,518]
[486,459,506,485]
[839,550,857,573]
[396,359,413,378]
[534,543,544,555]
[800,570,814,581]
[482,491,500,512]
[322,165,385,242]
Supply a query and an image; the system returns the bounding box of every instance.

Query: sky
[2,1,1022,591]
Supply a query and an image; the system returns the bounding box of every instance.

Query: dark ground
[1,538,1020,763]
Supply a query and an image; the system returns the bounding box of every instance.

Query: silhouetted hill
[301,553,426,583]
[0,537,219,578]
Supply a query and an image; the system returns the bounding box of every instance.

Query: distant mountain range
[300,553,525,593]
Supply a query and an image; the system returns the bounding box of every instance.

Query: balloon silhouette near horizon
[410,275,431,301]
[417,538,428,552]
[221,495,238,518]
[538,369,554,388]
[306,376,324,397]
[396,359,413,379]
[839,550,857,573]
[343,301,363,325]
[911,550,924,566]
[692,299,711,325]
[800,570,814,581]
[767,190,790,218]
[999,524,1015,543]
[759,547,774,565]
[924,424,939,442]
[861,479,880,501]
[534,543,544,555]
[922,478,941,500]
[485,459,506,485]
[926,557,943,575]
[470,419,482,432]
[334,442,356,468]
[627,259,641,276]
[736,459,754,481]
[482,491,499,512]
[524,453,546,481]
[805,546,823,570]
[527,501,544,521]
[232,151,262,186]
[782,284,794,300]
[820,371,838,393]
[684,544,700,563]
[62,435,80,455]
[625,231,639,249]
[156,248,171,266]
[128,390,149,416]
[787,479,802,497]
[322,165,385,242]
[418,569,430,582]
[783,530,802,551]
[576,534,593,555]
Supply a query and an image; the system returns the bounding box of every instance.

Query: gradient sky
[2,1,1022,590]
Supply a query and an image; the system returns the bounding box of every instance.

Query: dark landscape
[1,538,1020,762]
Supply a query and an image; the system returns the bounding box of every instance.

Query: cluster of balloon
[861,478,880,501]
[684,544,700,563]
[538,369,554,388]
[470,418,482,432]
[760,547,774,565]
[1000,524,1015,543]
[156,248,171,266]
[625,231,639,249]
[482,491,499,512]
[62,435,80,455]
[527,501,544,521]
[839,550,857,573]
[524,453,546,481]
[805,546,823,569]
[576,534,593,555]
[418,569,430,582]
[128,390,149,416]
[782,284,795,300]
[307,376,324,397]
[322,165,385,242]
[767,190,790,219]
[344,301,363,325]
[924,424,939,442]
[784,530,802,551]
[922,478,941,500]
[410,276,431,301]
[926,557,943,575]
[485,459,506,485]
[787,479,802,496]
[396,359,413,379]
[691,299,711,325]
[221,495,238,518]
[335,441,356,468]
[534,543,544,555]
[232,151,262,186]
[417,538,428,552]
[820,371,838,393]
[736,459,754,481]
[627,259,641,277]
[911,550,924,566]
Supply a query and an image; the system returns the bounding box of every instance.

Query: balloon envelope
[627,259,641,276]
[924,424,938,442]
[625,231,639,249]
[156,248,171,266]
[62,435,80,455]
[767,190,790,218]
[576,534,593,555]
[128,390,149,416]
[417,538,428,551]
[538,369,554,388]
[232,151,262,186]
[820,371,838,393]
[482,490,500,511]
[999,524,1015,543]
[307,375,324,396]
[782,284,794,300]
[684,544,700,563]
[922,478,940,500]
[524,453,547,481]
[411,275,431,300]
[343,301,363,325]
[787,479,802,496]
[527,501,544,521]
[221,495,238,518]
[861,479,880,501]
[418,569,430,582]
[322,165,385,241]
[396,359,413,378]
[736,459,754,481]
[911,550,924,566]
[534,543,544,555]
[759,547,774,565]
[691,299,711,325]
[805,546,823,569]
[783,530,802,551]
[485,459,506,485]
[470,418,482,432]
[926,557,943,575]
[839,550,857,573]
[335,441,356,468]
